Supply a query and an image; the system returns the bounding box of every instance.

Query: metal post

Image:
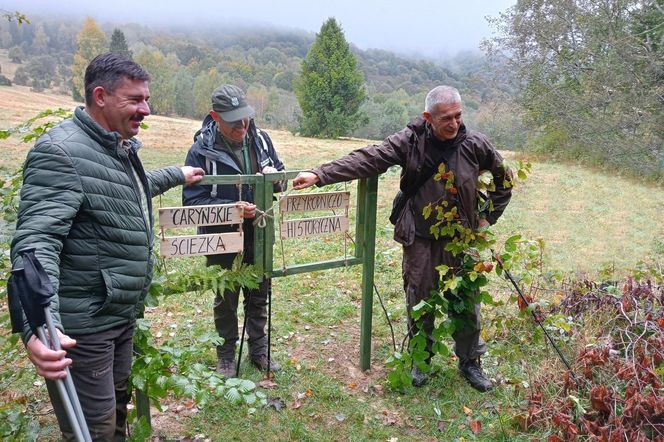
[134,343,151,428]
[359,176,378,370]
[135,388,151,428]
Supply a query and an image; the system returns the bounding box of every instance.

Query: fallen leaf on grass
[264,397,286,411]
[437,420,446,432]
[290,400,302,410]
[463,406,473,415]
[335,413,346,422]
[258,378,279,389]
[305,389,313,397]
[469,419,482,434]
[381,410,398,426]
[348,382,358,390]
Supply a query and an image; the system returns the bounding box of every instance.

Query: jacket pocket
[393,199,415,246]
[90,269,115,317]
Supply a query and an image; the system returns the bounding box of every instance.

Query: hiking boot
[411,366,428,387]
[459,358,493,392]
[216,358,236,378]
[250,355,282,372]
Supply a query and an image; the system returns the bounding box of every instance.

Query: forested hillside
[1,0,662,180]
[0,15,510,142]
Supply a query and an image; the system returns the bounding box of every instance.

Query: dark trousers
[402,236,486,361]
[46,322,135,442]
[214,279,270,361]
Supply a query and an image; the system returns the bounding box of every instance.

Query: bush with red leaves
[525,274,664,441]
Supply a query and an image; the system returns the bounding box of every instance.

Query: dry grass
[2,85,664,441]
[1,85,663,274]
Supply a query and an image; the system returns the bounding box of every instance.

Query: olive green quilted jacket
[11,106,184,341]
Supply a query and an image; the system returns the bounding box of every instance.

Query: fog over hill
[3,0,516,59]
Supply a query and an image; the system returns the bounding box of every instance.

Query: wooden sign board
[279,191,350,214]
[159,204,243,229]
[160,232,244,258]
[280,215,349,240]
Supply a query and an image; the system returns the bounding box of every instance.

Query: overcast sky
[6,0,516,57]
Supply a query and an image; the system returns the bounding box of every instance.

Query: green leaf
[411,300,431,320]
[225,378,242,387]
[238,379,256,393]
[423,203,432,220]
[225,387,242,404]
[435,264,449,275]
[127,416,152,442]
[386,351,403,365]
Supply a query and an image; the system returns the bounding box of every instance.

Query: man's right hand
[292,172,320,189]
[26,331,76,380]
[237,201,257,219]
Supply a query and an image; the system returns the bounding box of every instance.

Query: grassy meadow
[1,85,663,441]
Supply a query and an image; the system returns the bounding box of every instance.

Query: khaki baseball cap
[211,84,255,122]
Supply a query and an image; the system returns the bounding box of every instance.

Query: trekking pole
[33,326,87,442]
[491,250,580,385]
[44,312,91,440]
[13,251,91,442]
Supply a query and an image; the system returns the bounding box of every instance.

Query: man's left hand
[181,166,205,185]
[261,166,279,174]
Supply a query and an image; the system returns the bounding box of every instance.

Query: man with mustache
[183,84,285,377]
[293,86,512,392]
[10,52,204,440]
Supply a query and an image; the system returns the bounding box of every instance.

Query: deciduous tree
[71,17,107,102]
[486,0,663,178]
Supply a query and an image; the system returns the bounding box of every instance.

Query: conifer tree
[109,28,132,60]
[294,18,365,138]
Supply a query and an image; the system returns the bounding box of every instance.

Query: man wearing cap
[183,84,285,377]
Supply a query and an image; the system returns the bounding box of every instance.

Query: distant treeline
[0,16,517,145]
[2,3,661,182]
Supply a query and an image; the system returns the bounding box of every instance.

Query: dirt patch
[288,317,389,391]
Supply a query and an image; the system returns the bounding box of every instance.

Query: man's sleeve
[260,130,287,193]
[145,165,185,198]
[313,129,408,186]
[181,148,235,206]
[10,137,84,341]
[477,136,512,225]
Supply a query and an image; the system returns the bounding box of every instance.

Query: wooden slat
[160,232,244,258]
[159,204,243,228]
[280,215,349,239]
[279,191,350,214]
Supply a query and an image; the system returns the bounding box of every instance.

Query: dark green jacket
[11,106,184,341]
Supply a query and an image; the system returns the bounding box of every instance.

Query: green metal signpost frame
[137,171,378,424]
